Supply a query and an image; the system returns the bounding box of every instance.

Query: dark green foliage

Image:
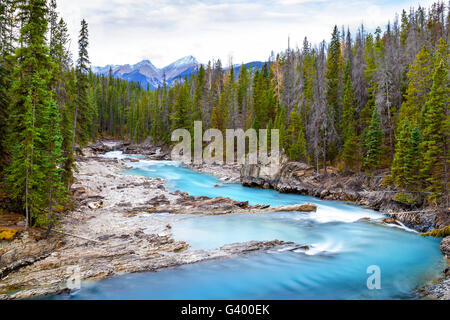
[287,111,306,161]
[84,5,448,208]
[404,127,423,189]
[73,19,92,150]
[341,62,355,142]
[420,59,449,204]
[341,127,360,172]
[392,119,411,187]
[325,26,343,130]
[5,0,66,228]
[171,80,191,132]
[0,1,9,169]
[1,0,449,230]
[363,107,383,171]
[40,98,67,227]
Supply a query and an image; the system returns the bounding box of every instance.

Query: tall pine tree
[72,19,91,153]
[363,107,383,172]
[5,0,64,228]
[420,59,449,205]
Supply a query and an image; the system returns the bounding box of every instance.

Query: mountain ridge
[91,56,200,89]
[91,56,265,90]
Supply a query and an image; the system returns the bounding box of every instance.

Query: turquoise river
[51,151,445,300]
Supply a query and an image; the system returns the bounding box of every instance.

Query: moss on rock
[420,226,450,238]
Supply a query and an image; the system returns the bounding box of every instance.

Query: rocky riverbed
[0,142,315,300]
[241,161,450,232]
[0,139,448,300]
[239,159,449,300]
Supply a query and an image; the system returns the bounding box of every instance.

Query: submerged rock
[381,218,401,226]
[270,204,317,213]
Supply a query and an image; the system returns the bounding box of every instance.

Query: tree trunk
[72,86,79,153]
[444,137,448,208]
[322,130,327,176]
[316,150,319,176]
[25,167,29,230]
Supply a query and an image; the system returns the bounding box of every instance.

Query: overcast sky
[57,0,435,68]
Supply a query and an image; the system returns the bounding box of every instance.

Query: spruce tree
[289,130,307,161]
[40,98,67,228]
[398,46,433,126]
[288,111,306,161]
[274,106,287,152]
[420,59,449,204]
[237,63,249,128]
[0,0,13,170]
[364,107,383,172]
[267,118,273,149]
[61,69,76,189]
[72,19,91,152]
[341,126,359,171]
[325,26,343,132]
[252,69,263,130]
[0,2,7,168]
[48,13,75,188]
[339,62,360,171]
[341,61,356,143]
[193,64,205,122]
[5,0,59,228]
[361,33,378,131]
[171,81,190,131]
[405,126,423,190]
[391,118,411,187]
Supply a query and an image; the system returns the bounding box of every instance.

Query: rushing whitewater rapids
[48,151,445,300]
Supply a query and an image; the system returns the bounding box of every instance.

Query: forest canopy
[0,0,448,228]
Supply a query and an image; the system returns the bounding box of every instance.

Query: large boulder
[441,236,450,256]
[240,154,289,188]
[87,141,112,154]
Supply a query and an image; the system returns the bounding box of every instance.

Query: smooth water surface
[51,152,444,300]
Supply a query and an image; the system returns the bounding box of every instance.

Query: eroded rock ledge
[128,193,317,215]
[0,144,313,300]
[241,161,449,233]
[0,234,292,300]
[2,140,448,300]
[240,159,450,300]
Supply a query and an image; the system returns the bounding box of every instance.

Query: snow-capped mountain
[91,56,199,90]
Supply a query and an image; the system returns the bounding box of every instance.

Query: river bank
[0,139,448,299]
[120,139,449,299]
[0,141,314,300]
[117,139,449,232]
[241,161,450,232]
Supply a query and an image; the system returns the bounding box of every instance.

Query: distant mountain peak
[167,55,198,67]
[133,59,157,70]
[91,57,263,90]
[92,56,200,90]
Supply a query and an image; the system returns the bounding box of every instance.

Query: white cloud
[56,0,435,67]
